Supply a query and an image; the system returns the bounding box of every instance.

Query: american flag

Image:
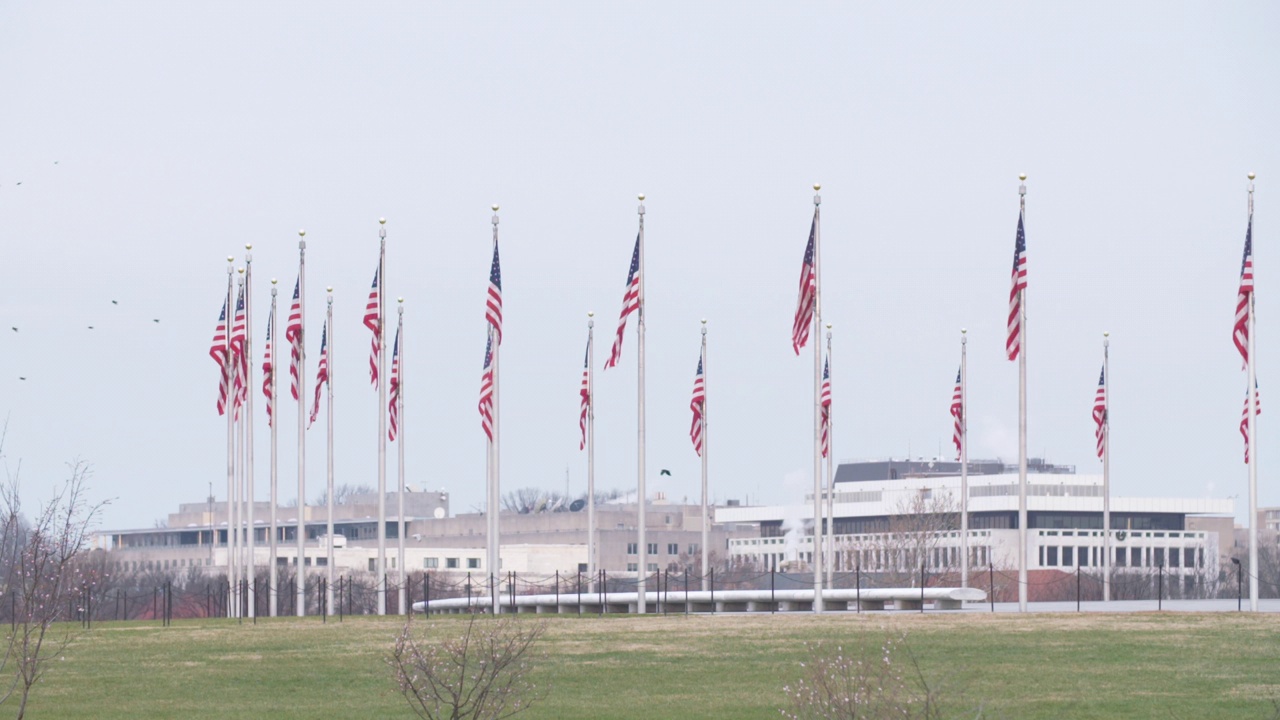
[792,215,817,355]
[262,313,274,428]
[486,241,503,345]
[479,331,496,441]
[389,326,401,442]
[1234,215,1254,368]
[210,298,230,416]
[690,351,706,457]
[950,368,963,460]
[820,356,831,458]
[604,235,641,370]
[230,286,248,415]
[309,320,328,428]
[364,264,381,388]
[578,340,590,451]
[1241,382,1261,464]
[1006,211,1028,361]
[285,278,303,400]
[1092,366,1107,459]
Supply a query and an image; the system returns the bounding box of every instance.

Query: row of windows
[113,558,213,572]
[627,543,699,555]
[626,563,660,572]
[420,557,481,570]
[1038,545,1204,569]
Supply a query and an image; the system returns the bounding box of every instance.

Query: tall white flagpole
[812,184,824,613]
[1247,172,1258,612]
[701,319,710,591]
[1102,332,1111,602]
[489,206,501,614]
[326,289,335,615]
[234,269,245,617]
[587,314,596,591]
[396,300,406,614]
[637,193,648,614]
[296,229,307,617]
[224,258,234,617]
[377,218,388,616]
[245,245,256,618]
[960,329,969,589]
[1017,174,1029,613]
[824,324,834,588]
[269,279,279,617]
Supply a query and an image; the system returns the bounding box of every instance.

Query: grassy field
[28,611,1280,719]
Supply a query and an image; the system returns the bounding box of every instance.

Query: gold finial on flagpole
[1249,172,1256,180]
[1019,173,1027,181]
[813,184,821,206]
[245,243,252,250]
[238,267,245,275]
[227,256,234,263]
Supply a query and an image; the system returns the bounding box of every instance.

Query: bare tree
[0,461,107,719]
[390,615,547,720]
[847,489,960,587]
[313,483,376,507]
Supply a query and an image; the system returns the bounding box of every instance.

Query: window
[647,543,658,555]
[1046,546,1059,566]
[424,557,439,569]
[1185,548,1196,568]
[647,563,658,572]
[316,557,328,566]
[627,563,638,572]
[578,563,588,573]
[626,543,637,555]
[1130,548,1141,567]
[368,559,376,572]
[467,558,480,569]
[688,543,700,555]
[446,558,460,569]
[1062,547,1073,567]
[667,543,679,555]
[1154,548,1165,567]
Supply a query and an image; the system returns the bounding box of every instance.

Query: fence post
[152,587,158,623]
[989,564,995,612]
[1076,566,1081,612]
[684,568,689,617]
[1158,563,1164,611]
[771,568,776,614]
[710,568,715,614]
[920,563,926,614]
[856,564,861,614]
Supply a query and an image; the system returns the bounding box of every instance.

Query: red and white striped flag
[285,278,303,400]
[578,340,590,451]
[230,286,248,416]
[1234,215,1254,368]
[486,241,503,345]
[1006,211,1028,361]
[1092,366,1107,459]
[605,235,641,370]
[309,320,328,428]
[950,368,963,460]
[364,265,381,388]
[820,356,831,458]
[1241,383,1261,464]
[262,313,274,427]
[690,351,706,456]
[210,298,230,416]
[792,215,817,355]
[389,326,401,442]
[479,331,496,441]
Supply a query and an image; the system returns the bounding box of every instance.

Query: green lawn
[28,612,1280,719]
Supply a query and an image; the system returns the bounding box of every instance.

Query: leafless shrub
[0,461,107,719]
[781,632,978,720]
[390,614,547,720]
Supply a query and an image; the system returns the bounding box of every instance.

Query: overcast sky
[1,2,1277,530]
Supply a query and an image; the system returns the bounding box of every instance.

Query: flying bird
[88,326,94,330]
[18,377,25,381]
[660,469,672,476]
[153,319,160,323]
[112,300,118,305]
[10,327,16,332]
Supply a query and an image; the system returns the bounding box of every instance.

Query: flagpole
[296,229,307,617]
[377,218,388,616]
[1102,332,1111,603]
[224,258,234,617]
[1247,172,1258,613]
[637,193,648,615]
[396,299,406,615]
[234,269,245,617]
[245,245,256,618]
[960,329,969,590]
[1017,174,1028,613]
[587,313,596,592]
[269,279,279,617]
[489,206,501,614]
[326,289,335,616]
[701,319,710,591]
[812,184,824,613]
[824,324,834,589]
